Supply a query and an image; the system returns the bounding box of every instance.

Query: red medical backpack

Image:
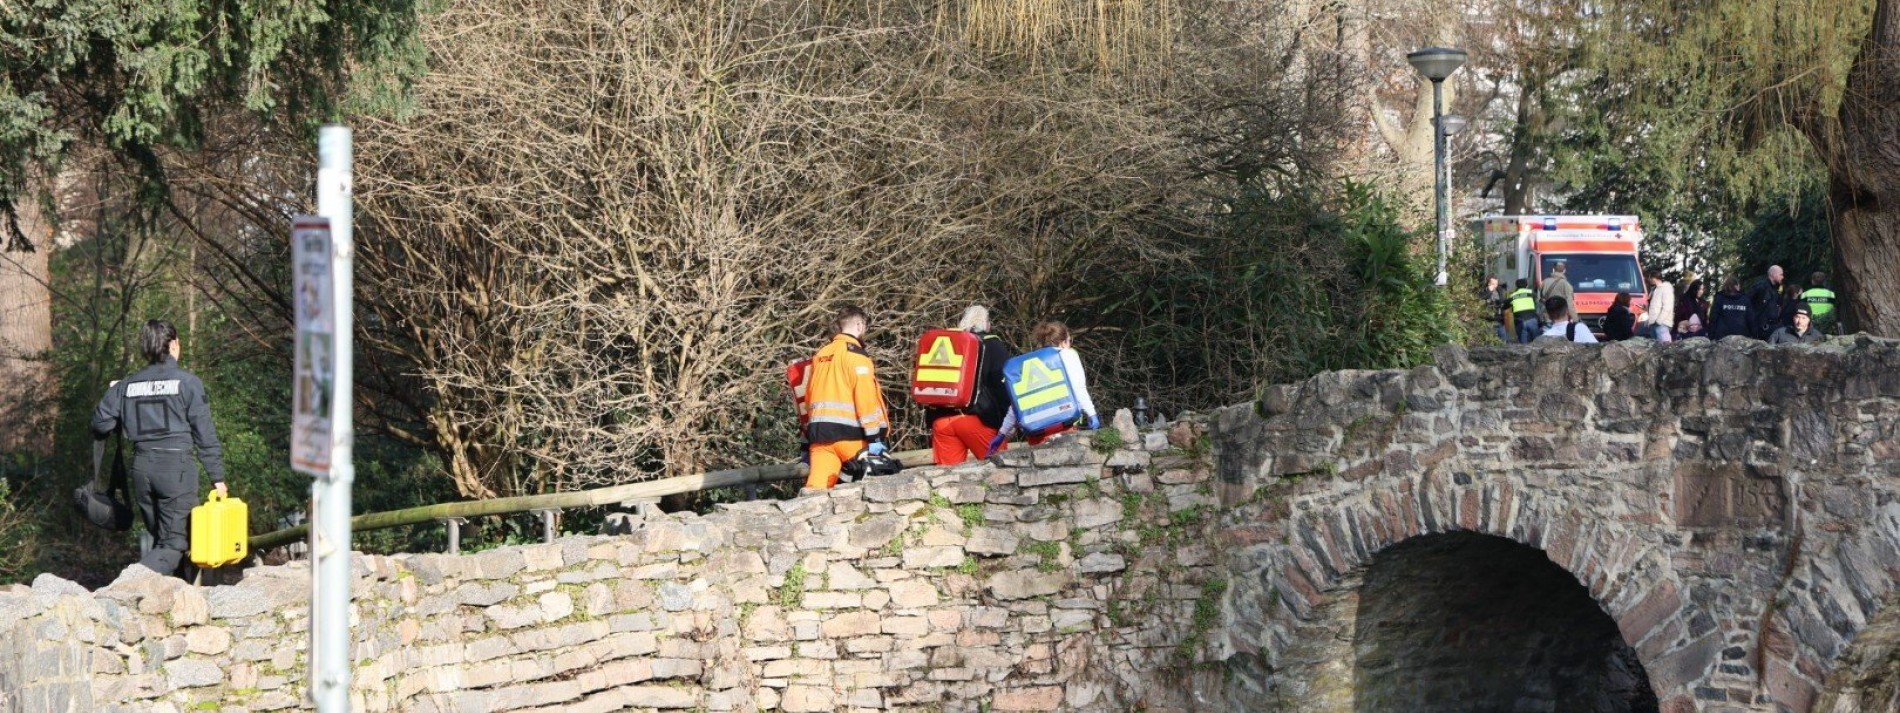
[909,329,983,408]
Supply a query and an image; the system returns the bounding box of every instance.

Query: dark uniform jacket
[91,356,226,483]
[1769,326,1824,345]
[1747,278,1784,338]
[1709,292,1752,340]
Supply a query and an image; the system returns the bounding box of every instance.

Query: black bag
[74,437,135,531]
[838,449,905,483]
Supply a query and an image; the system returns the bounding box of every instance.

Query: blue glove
[1086,412,1101,430]
[986,432,1007,454]
[866,442,888,456]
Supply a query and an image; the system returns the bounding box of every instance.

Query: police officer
[1801,271,1838,334]
[1508,278,1539,343]
[91,320,226,577]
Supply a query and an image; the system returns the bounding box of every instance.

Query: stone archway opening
[1351,532,1659,713]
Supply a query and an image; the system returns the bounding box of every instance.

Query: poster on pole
[291,215,335,476]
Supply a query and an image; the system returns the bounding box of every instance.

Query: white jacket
[1643,282,1674,327]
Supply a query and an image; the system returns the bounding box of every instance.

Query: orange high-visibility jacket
[804,333,889,444]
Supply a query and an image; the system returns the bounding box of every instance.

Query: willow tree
[1557,0,1897,332]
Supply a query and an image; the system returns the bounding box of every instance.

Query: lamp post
[1438,114,1469,283]
[1407,47,1467,288]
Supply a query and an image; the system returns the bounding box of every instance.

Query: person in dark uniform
[91,320,226,577]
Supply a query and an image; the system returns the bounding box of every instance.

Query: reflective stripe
[1017,384,1072,410]
[915,368,963,383]
[126,380,181,398]
[857,409,886,426]
[810,400,855,413]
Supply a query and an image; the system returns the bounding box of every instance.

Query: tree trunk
[1830,0,1900,336]
[1500,69,1544,215]
[0,194,56,456]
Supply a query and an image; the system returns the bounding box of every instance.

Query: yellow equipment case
[190,492,249,568]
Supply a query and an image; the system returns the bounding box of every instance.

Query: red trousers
[932,414,1003,465]
[1026,423,1072,446]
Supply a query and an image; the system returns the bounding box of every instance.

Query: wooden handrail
[249,448,936,551]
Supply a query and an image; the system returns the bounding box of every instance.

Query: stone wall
[1208,336,1900,713]
[0,419,1230,713]
[14,336,1900,713]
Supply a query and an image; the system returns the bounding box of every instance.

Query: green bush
[1085,179,1458,414]
[0,480,41,584]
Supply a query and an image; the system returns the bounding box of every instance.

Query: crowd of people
[1483,264,1839,346]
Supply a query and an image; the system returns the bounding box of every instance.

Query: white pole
[312,124,354,712]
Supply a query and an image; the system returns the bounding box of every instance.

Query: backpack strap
[90,438,108,491]
[111,434,129,497]
[1566,321,1579,342]
[92,434,130,497]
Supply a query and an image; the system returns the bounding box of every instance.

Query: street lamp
[1437,114,1469,284]
[1408,47,1467,288]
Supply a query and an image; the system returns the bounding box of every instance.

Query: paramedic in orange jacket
[803,306,891,489]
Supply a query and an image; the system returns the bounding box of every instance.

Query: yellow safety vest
[1509,288,1537,315]
[1802,288,1836,321]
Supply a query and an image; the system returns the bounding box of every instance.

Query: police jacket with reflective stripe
[804,334,890,444]
[1802,288,1837,319]
[91,356,225,482]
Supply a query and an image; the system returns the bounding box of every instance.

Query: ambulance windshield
[1542,254,1645,295]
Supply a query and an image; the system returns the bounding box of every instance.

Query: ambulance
[1482,215,1647,335]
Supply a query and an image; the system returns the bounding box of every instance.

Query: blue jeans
[1516,317,1541,344]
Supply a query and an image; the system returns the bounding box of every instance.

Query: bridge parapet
[0,420,1230,713]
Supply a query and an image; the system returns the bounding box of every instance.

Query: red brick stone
[1416,441,1457,472]
[1660,695,1696,713]
[1494,482,1516,533]
[1458,489,1481,531]
[1796,653,1826,682]
[1764,661,1817,712]
[1343,459,1382,481]
[1314,517,1348,575]
[1224,526,1277,547]
[1366,495,1394,547]
[1762,622,1796,660]
[1543,519,1577,571]
[1396,480,1421,539]
[1616,581,1682,647]
[1282,554,1324,609]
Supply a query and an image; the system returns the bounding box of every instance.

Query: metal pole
[312,124,354,712]
[1432,79,1449,288]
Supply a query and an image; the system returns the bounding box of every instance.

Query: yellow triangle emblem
[919,337,964,367]
[1016,359,1063,392]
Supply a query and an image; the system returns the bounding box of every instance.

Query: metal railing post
[534,509,559,543]
[441,517,465,554]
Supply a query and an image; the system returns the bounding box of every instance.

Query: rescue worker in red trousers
[803,306,891,490]
[928,305,1015,465]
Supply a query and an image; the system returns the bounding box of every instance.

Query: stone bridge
[3,337,1900,712]
[1213,336,1900,713]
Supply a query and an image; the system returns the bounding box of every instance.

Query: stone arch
[1224,472,1698,711]
[1212,337,1900,713]
[1352,531,1659,712]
